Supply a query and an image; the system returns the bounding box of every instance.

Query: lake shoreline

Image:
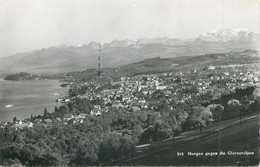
[0,79,69,122]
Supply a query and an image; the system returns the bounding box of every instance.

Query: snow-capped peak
[199,28,255,42]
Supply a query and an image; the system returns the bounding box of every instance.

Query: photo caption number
[177,152,184,156]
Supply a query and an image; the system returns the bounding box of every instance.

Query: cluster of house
[3,53,259,130]
[6,113,88,130]
[72,62,260,116]
[74,74,180,113]
[203,64,260,98]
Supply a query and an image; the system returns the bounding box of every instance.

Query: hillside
[116,115,259,166]
[4,72,39,81]
[65,49,259,82]
[0,29,259,74]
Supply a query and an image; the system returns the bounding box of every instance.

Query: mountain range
[0,29,259,74]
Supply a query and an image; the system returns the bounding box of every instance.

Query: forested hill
[4,72,39,81]
[65,49,259,82]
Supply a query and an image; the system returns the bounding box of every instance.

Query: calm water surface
[0,79,69,122]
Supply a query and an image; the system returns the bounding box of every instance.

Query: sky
[0,0,259,57]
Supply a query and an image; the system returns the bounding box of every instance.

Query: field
[116,114,259,166]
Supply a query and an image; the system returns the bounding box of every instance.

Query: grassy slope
[119,115,259,166]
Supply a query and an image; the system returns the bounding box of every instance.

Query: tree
[199,107,213,132]
[30,114,33,122]
[140,123,170,144]
[227,99,241,115]
[70,98,92,114]
[248,99,260,113]
[190,106,213,133]
[98,132,121,162]
[227,99,242,127]
[13,117,17,123]
[147,112,161,127]
[132,125,144,144]
[207,104,224,121]
[43,107,48,119]
[139,126,155,144]
[69,88,79,97]
[53,105,70,118]
[207,104,224,131]
[119,135,135,159]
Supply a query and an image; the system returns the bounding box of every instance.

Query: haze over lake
[0,79,69,122]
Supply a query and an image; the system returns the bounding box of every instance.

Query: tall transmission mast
[98,42,101,77]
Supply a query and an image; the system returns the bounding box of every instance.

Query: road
[113,113,259,166]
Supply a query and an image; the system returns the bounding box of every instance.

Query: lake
[0,79,69,122]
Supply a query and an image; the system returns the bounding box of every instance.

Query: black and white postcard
[0,0,259,166]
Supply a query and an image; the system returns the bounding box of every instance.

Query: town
[0,50,259,166]
[1,50,259,131]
